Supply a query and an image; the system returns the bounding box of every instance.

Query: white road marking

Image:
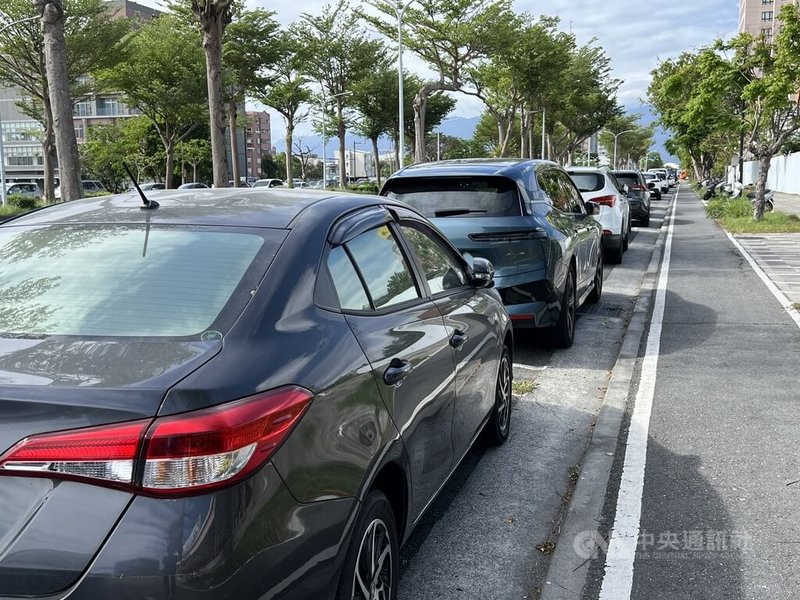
[597,190,679,599]
[725,233,800,329]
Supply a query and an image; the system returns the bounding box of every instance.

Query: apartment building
[244,111,273,180]
[739,0,798,38]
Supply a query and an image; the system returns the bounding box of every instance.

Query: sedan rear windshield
[567,172,605,193]
[383,176,522,218]
[0,224,284,338]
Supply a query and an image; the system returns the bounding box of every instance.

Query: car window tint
[327,246,371,311]
[0,225,281,337]
[383,176,521,218]
[400,224,466,294]
[567,172,604,193]
[346,225,420,309]
[614,173,640,187]
[556,171,585,213]
[538,170,571,212]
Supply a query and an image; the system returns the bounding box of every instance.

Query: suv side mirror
[585,201,600,216]
[464,253,495,289]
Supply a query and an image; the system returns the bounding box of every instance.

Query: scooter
[746,189,774,212]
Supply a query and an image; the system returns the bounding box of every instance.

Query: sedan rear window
[383,177,522,218]
[0,225,283,338]
[567,173,605,193]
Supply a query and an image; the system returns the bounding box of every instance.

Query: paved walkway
[735,234,800,304]
[772,192,800,217]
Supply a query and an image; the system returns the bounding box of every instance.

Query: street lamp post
[0,15,40,206]
[382,0,415,170]
[603,128,636,169]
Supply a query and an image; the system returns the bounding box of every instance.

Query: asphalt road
[585,185,800,599]
[398,192,675,599]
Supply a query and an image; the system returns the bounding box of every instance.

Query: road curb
[538,189,676,600]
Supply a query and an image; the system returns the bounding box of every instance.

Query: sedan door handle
[450,330,468,349]
[383,358,413,386]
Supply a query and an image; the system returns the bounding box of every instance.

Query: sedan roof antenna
[123,161,159,210]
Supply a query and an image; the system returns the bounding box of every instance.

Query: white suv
[54,180,108,200]
[567,167,631,264]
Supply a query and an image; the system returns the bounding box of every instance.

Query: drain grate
[579,302,626,319]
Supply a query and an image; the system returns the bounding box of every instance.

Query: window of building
[762,27,773,38]
[5,145,43,167]
[73,100,92,117]
[761,0,773,4]
[97,97,120,116]
[74,124,85,141]
[761,11,773,21]
[1,121,43,143]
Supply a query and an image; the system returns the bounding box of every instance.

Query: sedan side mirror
[465,254,495,289]
[585,201,600,216]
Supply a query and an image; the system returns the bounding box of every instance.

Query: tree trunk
[753,153,771,221]
[228,103,240,187]
[413,88,430,164]
[393,131,400,171]
[193,163,197,183]
[40,70,56,202]
[38,0,82,202]
[165,140,175,188]
[520,110,530,159]
[285,125,294,187]
[198,8,230,188]
[371,136,381,188]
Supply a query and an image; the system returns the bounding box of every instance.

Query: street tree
[367,0,516,163]
[0,0,129,200]
[291,138,317,182]
[351,66,396,186]
[35,0,82,201]
[299,0,384,184]
[719,5,800,219]
[222,9,282,186]
[397,75,456,164]
[101,15,208,188]
[257,30,311,188]
[177,138,211,183]
[598,114,655,169]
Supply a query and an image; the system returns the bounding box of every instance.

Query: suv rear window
[383,176,522,218]
[613,173,641,187]
[0,225,283,338]
[567,172,605,193]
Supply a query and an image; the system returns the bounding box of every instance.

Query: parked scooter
[745,188,775,212]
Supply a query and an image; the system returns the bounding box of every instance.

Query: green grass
[512,379,538,395]
[720,211,800,233]
[0,204,27,218]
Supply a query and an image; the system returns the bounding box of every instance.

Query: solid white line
[597,189,679,599]
[725,232,800,329]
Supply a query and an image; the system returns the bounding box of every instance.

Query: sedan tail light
[631,184,647,191]
[592,195,617,207]
[0,386,313,496]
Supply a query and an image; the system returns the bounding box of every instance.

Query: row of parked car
[0,158,674,600]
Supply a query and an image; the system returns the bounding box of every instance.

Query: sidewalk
[772,191,800,216]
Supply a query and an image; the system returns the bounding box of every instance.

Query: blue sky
[137,0,739,146]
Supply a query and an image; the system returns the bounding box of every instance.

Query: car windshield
[568,172,605,193]
[614,173,641,187]
[382,176,522,218]
[0,224,284,338]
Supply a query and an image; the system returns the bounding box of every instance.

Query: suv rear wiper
[434,208,488,217]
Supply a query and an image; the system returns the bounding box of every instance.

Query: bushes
[7,194,38,211]
[706,195,751,219]
[347,182,380,195]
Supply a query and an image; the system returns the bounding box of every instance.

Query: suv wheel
[337,491,398,600]
[548,268,576,349]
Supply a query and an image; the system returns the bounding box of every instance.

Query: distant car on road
[252,178,285,188]
[651,168,675,188]
[643,171,668,195]
[612,170,652,228]
[4,182,41,200]
[567,167,631,264]
[178,182,209,189]
[130,182,165,191]
[54,179,107,200]
[382,159,603,348]
[0,188,512,600]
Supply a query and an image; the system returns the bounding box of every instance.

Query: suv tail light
[593,195,617,207]
[0,386,312,496]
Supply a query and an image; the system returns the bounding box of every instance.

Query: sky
[136,0,740,148]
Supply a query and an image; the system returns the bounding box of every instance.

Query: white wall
[732,151,800,194]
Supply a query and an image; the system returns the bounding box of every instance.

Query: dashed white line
[597,189,679,599]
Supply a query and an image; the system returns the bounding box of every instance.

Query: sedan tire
[587,256,603,304]
[483,346,512,446]
[640,215,650,228]
[336,491,399,600]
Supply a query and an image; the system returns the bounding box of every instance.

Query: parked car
[178,182,209,189]
[642,172,663,199]
[651,168,674,188]
[4,182,41,199]
[643,171,668,195]
[54,179,107,200]
[566,166,631,264]
[612,169,652,227]
[0,188,512,599]
[252,178,285,188]
[382,159,603,348]
[130,182,165,191]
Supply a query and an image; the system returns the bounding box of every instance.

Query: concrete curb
[538,189,676,600]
